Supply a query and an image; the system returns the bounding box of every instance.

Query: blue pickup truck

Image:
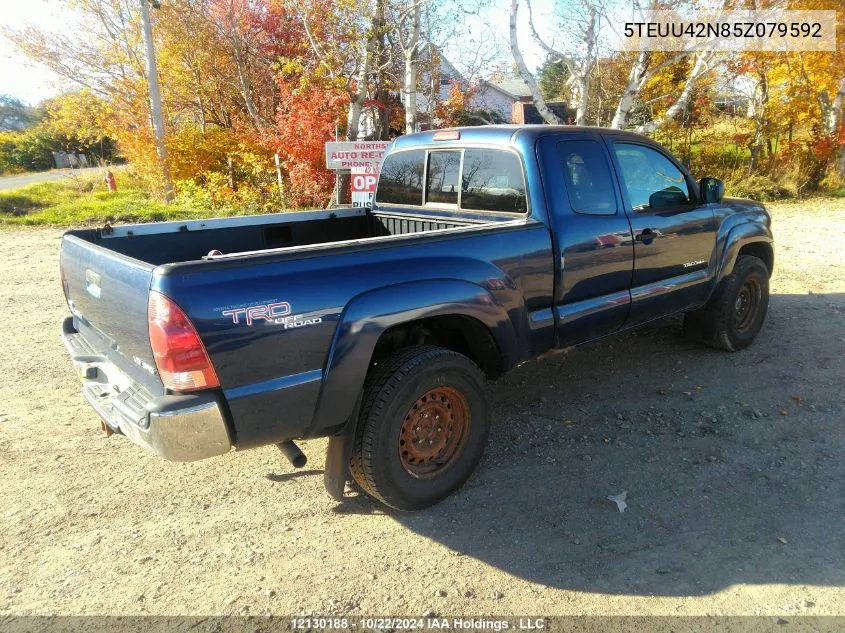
[60,126,774,510]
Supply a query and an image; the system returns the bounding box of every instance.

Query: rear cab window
[556,139,617,215]
[375,149,426,206]
[462,150,527,213]
[426,151,461,205]
[376,147,527,214]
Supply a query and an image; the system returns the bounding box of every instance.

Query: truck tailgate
[61,234,163,395]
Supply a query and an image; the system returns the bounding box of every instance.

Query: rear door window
[461,150,527,213]
[556,140,617,215]
[375,149,425,206]
[425,151,461,205]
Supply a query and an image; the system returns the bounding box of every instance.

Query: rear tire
[349,345,490,511]
[684,254,769,351]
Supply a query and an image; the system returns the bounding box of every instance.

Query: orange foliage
[266,80,349,208]
[433,82,474,127]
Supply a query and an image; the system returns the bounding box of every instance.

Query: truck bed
[60,205,518,403]
[66,207,493,267]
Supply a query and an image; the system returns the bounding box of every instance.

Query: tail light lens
[148,291,219,392]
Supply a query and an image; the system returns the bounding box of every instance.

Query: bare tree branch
[635,51,715,134]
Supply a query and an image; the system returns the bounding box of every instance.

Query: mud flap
[323,396,362,501]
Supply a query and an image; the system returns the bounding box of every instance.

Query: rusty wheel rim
[399,387,470,479]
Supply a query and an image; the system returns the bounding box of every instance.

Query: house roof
[485,76,533,99]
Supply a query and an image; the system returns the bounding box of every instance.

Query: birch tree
[634,51,715,134]
[823,76,845,135]
[346,15,377,141]
[509,0,564,125]
[610,49,704,129]
[824,75,845,179]
[509,0,600,125]
[287,0,378,141]
[394,0,423,133]
[524,0,599,125]
[607,0,721,130]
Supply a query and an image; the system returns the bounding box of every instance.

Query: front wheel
[349,345,490,511]
[684,254,770,351]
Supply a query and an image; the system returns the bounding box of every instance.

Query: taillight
[148,291,219,392]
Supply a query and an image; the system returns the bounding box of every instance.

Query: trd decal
[221,301,322,330]
[222,302,291,325]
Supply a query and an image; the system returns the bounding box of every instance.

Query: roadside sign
[326,141,389,208]
[325,141,389,170]
[351,173,378,208]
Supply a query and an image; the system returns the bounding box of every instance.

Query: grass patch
[0,169,268,227]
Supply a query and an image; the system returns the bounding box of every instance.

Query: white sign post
[325,141,389,208]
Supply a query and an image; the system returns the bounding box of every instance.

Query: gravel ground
[0,199,844,617]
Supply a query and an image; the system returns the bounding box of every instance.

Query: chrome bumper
[62,316,232,462]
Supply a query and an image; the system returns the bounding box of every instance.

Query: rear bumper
[62,316,232,461]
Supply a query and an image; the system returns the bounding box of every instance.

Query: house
[363,49,562,133]
[714,92,750,116]
[473,76,533,122]
[511,100,574,124]
[418,51,538,125]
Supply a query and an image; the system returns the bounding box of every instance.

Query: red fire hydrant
[104,169,117,193]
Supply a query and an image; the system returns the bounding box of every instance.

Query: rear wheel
[350,345,490,511]
[684,254,769,351]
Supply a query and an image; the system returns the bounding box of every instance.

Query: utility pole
[139,0,173,201]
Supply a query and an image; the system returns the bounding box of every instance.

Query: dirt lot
[1,199,844,617]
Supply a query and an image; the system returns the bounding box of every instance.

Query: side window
[426,151,461,205]
[461,150,527,213]
[375,150,425,206]
[556,140,617,215]
[613,143,690,211]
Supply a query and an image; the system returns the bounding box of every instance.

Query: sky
[0,0,76,105]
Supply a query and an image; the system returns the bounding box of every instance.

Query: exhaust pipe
[277,440,307,468]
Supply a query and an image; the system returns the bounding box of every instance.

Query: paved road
[0,167,102,191]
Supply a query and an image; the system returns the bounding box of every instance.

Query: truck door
[607,140,717,326]
[538,135,635,347]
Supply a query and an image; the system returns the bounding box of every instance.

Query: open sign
[352,174,377,192]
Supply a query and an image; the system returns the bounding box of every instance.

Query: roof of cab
[389,125,653,151]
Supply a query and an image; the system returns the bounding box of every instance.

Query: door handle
[635,228,658,244]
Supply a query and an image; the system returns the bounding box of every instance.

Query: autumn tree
[434,82,507,126]
[269,80,349,207]
[537,59,571,100]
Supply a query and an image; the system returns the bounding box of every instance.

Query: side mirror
[649,189,689,209]
[700,177,725,204]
